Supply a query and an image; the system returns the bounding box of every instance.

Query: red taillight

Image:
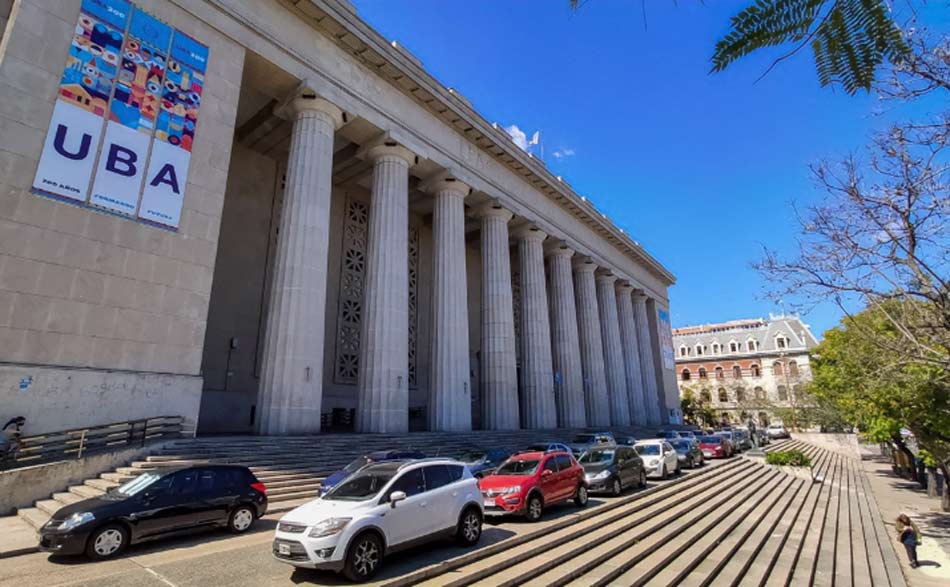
[250,482,267,494]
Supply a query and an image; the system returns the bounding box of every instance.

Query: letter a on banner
[90,8,172,215]
[32,0,131,202]
[138,31,208,229]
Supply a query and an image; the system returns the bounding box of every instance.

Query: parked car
[579,446,646,496]
[767,424,790,439]
[698,435,734,459]
[455,448,512,478]
[525,442,573,454]
[616,435,638,446]
[714,430,739,451]
[655,430,683,441]
[755,428,771,446]
[732,428,753,451]
[568,432,616,456]
[320,449,426,495]
[39,465,267,560]
[634,440,680,479]
[273,459,482,582]
[677,430,699,442]
[478,450,588,521]
[670,438,704,469]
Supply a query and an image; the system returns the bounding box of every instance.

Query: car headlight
[308,517,352,538]
[498,486,521,495]
[590,470,611,481]
[57,512,95,531]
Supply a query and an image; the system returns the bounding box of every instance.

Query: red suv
[478,450,588,521]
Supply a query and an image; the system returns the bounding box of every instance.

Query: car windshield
[580,449,615,464]
[113,472,163,496]
[699,436,721,443]
[495,459,540,475]
[671,440,690,450]
[635,444,661,456]
[323,468,395,501]
[572,435,596,443]
[457,450,486,462]
[343,456,372,474]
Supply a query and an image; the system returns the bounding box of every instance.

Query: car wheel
[343,532,383,582]
[526,494,544,522]
[611,477,622,497]
[85,524,128,560]
[575,485,589,507]
[639,470,647,488]
[228,505,256,534]
[659,464,667,480]
[456,507,482,546]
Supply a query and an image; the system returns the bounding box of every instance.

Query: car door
[381,468,431,546]
[616,448,634,486]
[421,464,457,532]
[538,456,561,501]
[554,454,576,499]
[197,468,237,525]
[663,443,677,471]
[134,469,200,537]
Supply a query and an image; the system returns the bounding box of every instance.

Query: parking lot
[0,456,733,587]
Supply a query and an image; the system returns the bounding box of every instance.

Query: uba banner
[31,0,209,231]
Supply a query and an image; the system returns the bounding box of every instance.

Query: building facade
[0,0,680,436]
[673,315,817,426]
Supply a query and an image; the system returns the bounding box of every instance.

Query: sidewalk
[861,449,950,586]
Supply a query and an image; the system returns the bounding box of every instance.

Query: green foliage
[680,388,717,427]
[766,450,813,467]
[711,0,909,94]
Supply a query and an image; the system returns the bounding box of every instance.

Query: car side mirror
[389,490,407,507]
[542,469,553,478]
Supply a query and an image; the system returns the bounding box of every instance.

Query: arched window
[700,390,711,403]
[698,367,707,379]
[750,364,761,377]
[788,360,799,376]
[715,366,724,379]
[773,361,784,376]
[733,365,742,378]
[718,388,728,403]
[754,386,765,400]
[736,388,746,402]
[777,385,788,401]
[681,369,691,381]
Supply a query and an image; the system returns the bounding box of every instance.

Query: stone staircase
[15,425,660,531]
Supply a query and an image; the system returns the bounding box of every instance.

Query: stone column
[514,226,557,429]
[356,138,416,433]
[633,292,661,425]
[257,93,343,435]
[478,204,519,430]
[573,258,610,426]
[425,174,471,431]
[544,243,586,428]
[616,282,648,425]
[596,272,630,426]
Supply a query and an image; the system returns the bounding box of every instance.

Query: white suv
[272,458,483,582]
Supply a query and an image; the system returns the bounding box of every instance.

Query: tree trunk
[940,464,950,512]
[892,435,918,482]
[926,467,938,498]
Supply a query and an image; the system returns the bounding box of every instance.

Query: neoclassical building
[0,0,680,436]
[673,315,817,425]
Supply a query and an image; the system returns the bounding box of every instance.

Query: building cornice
[280,0,675,286]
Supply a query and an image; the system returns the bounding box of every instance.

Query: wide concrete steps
[382,439,907,587]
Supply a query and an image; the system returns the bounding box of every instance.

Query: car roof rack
[396,457,456,469]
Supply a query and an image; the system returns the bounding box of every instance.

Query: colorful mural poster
[32,0,131,201]
[138,31,208,228]
[658,308,675,371]
[90,8,172,215]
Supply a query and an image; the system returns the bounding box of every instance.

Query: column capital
[616,281,635,294]
[572,256,598,273]
[543,239,574,258]
[274,81,345,128]
[632,290,651,303]
[358,134,418,166]
[475,201,513,222]
[420,170,471,197]
[512,224,547,242]
[595,270,618,285]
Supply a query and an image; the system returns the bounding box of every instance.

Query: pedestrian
[896,514,922,568]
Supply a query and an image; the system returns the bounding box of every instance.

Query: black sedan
[670,438,704,469]
[579,446,646,496]
[38,465,267,560]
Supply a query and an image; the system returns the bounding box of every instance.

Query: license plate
[483,499,495,507]
[278,544,291,555]
[703,451,713,457]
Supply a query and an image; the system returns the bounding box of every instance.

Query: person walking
[896,513,922,568]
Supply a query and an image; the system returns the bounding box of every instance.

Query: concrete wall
[0,0,246,432]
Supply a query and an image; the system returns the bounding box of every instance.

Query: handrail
[1,416,184,471]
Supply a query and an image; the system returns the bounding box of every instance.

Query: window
[389,468,425,498]
[773,361,784,376]
[423,465,453,491]
[747,340,757,352]
[715,366,724,379]
[750,364,760,377]
[776,336,787,349]
[793,384,802,399]
[788,361,799,376]
[554,454,574,471]
[698,367,707,379]
[718,388,728,402]
[778,385,789,401]
[681,369,691,381]
[680,346,687,357]
[712,343,721,354]
[197,469,216,492]
[542,458,558,474]
[170,470,198,496]
[729,341,738,353]
[736,388,746,402]
[754,386,765,401]
[700,390,711,402]
[733,365,742,378]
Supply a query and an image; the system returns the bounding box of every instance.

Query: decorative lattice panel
[408,225,420,388]
[334,198,368,384]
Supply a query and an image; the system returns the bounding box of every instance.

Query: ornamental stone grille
[407,225,420,388]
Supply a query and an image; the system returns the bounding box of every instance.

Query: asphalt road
[0,457,733,587]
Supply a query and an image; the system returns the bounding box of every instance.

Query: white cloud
[552,148,576,159]
[504,124,529,150]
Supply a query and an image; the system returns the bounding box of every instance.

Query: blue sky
[351,0,948,338]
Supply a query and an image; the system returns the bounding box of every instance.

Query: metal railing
[1,416,184,471]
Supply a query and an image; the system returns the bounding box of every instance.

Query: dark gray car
[579,446,646,496]
[670,439,704,469]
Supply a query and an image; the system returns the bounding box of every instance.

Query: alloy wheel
[353,538,380,577]
[462,511,481,542]
[612,478,622,496]
[528,496,543,520]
